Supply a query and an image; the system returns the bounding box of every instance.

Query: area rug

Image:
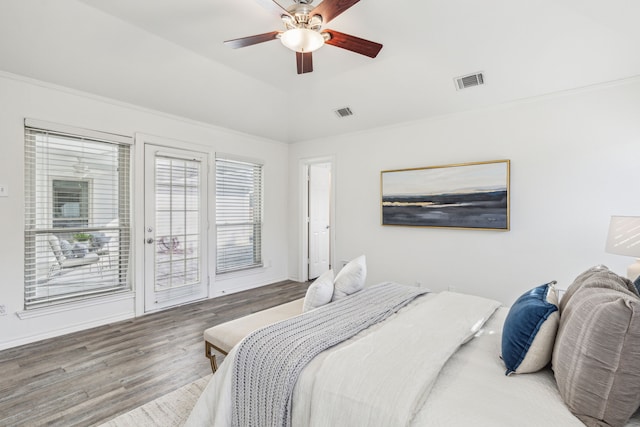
[98,375,211,427]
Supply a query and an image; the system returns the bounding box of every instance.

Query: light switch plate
[0,185,7,197]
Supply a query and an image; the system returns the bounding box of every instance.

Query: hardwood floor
[0,280,309,426]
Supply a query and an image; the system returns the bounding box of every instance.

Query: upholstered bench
[204,256,367,373]
[204,298,304,372]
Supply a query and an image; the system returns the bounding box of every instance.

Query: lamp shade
[280,28,324,53]
[605,216,640,257]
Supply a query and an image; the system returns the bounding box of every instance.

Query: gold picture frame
[381,159,510,230]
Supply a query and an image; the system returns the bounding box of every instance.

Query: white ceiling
[1,0,640,143]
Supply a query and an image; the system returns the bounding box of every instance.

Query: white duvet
[185,291,605,426]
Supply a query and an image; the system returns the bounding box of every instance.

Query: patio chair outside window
[47,235,100,278]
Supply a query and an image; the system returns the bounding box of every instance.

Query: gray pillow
[558,265,638,313]
[553,284,640,426]
[72,242,88,258]
[90,232,111,250]
[59,239,74,258]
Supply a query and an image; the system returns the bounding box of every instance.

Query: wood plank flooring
[0,280,309,426]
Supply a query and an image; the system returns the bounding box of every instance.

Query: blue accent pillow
[634,275,640,295]
[501,282,560,375]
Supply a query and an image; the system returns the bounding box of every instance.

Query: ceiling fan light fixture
[280,28,324,53]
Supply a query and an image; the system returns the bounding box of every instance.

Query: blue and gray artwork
[382,161,509,229]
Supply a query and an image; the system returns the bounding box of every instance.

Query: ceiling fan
[224,0,383,74]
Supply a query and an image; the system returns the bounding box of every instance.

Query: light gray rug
[99,375,211,427]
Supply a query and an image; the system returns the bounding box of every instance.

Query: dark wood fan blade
[296,52,313,74]
[224,31,281,49]
[254,0,291,17]
[310,0,360,24]
[324,29,382,58]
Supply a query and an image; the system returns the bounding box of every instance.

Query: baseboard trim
[210,276,291,298]
[0,311,135,351]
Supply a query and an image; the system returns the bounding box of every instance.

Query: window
[52,179,89,229]
[24,121,131,309]
[215,156,263,273]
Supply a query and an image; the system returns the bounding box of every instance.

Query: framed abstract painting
[381,159,510,230]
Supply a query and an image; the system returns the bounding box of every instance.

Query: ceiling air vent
[454,72,485,90]
[334,107,354,118]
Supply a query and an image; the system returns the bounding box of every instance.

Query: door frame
[133,133,213,316]
[299,156,336,283]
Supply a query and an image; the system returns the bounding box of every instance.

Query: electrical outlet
[0,305,7,316]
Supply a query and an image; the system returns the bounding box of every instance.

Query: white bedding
[414,307,583,426]
[291,292,500,427]
[185,290,640,427]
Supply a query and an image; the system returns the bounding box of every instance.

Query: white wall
[3,72,639,351]
[288,78,640,305]
[0,72,291,350]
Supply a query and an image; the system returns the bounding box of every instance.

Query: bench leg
[205,341,218,373]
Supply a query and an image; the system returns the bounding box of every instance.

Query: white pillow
[302,269,334,312]
[332,255,367,301]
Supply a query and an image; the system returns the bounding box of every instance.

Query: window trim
[24,119,133,310]
[24,118,131,146]
[16,291,134,320]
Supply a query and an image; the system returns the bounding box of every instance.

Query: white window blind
[24,123,131,309]
[215,157,263,273]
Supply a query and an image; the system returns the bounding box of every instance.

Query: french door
[144,144,208,311]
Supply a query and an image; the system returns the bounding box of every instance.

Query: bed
[185,263,640,427]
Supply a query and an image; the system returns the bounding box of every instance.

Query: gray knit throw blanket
[231,282,429,427]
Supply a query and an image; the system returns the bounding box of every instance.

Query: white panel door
[144,144,208,312]
[308,163,331,279]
